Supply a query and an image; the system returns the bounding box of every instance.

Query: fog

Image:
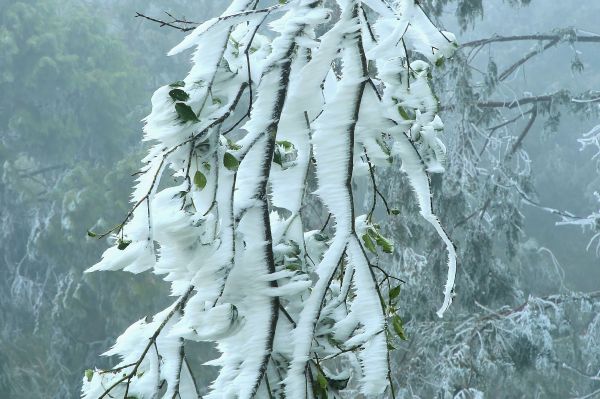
[1,0,599,398]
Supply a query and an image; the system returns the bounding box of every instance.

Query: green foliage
[193,170,207,189]
[169,88,190,102]
[117,238,132,250]
[391,315,407,341]
[170,80,186,88]
[223,152,240,171]
[389,285,401,301]
[273,140,298,169]
[362,226,394,254]
[175,102,199,123]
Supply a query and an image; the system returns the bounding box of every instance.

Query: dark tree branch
[477,109,534,160]
[498,38,559,81]
[443,91,600,111]
[508,105,538,156]
[135,4,286,33]
[135,12,196,32]
[461,33,600,48]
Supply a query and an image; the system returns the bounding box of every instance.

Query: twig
[320,213,332,232]
[135,12,196,32]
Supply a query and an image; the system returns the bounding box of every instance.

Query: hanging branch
[83,1,458,398]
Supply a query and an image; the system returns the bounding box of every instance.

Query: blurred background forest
[1,0,599,398]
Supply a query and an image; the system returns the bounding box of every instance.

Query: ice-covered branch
[83,0,457,397]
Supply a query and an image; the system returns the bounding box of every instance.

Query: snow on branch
[83,1,457,397]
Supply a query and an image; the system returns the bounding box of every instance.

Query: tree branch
[508,105,538,156]
[498,38,559,81]
[135,12,196,32]
[461,32,600,48]
[443,91,600,111]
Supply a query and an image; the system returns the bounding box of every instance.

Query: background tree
[375,1,600,397]
[0,0,211,397]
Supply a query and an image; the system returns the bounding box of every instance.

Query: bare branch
[135,12,196,32]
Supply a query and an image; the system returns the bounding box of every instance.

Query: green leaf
[169,88,189,102]
[117,239,132,250]
[285,262,302,272]
[317,371,328,390]
[313,233,328,242]
[193,171,207,190]
[362,234,377,254]
[273,140,298,169]
[368,227,394,254]
[392,315,407,340]
[223,152,239,171]
[398,106,411,120]
[85,369,93,382]
[228,36,240,49]
[273,149,283,167]
[226,137,241,150]
[327,375,350,390]
[389,285,401,301]
[390,209,401,215]
[175,102,198,123]
[376,235,394,254]
[202,161,211,171]
[87,230,97,238]
[277,140,293,150]
[312,368,329,399]
[169,80,185,88]
[375,137,391,158]
[435,56,445,68]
